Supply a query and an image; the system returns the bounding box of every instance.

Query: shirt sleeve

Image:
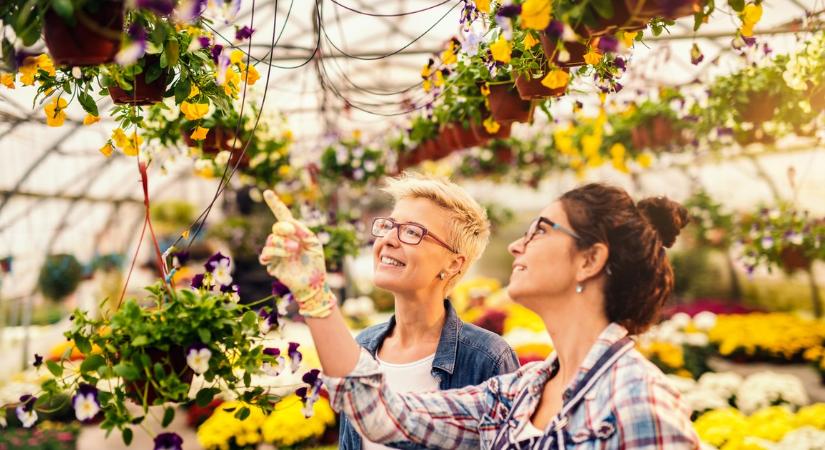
[322,347,501,450]
[613,377,700,449]
[496,346,521,375]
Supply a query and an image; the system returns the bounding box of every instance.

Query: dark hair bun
[637,197,689,248]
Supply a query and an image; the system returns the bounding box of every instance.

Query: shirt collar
[359,299,461,375]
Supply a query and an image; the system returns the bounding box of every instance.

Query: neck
[390,291,446,347]
[533,291,610,387]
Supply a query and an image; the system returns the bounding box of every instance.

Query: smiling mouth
[380,256,406,267]
[512,264,526,272]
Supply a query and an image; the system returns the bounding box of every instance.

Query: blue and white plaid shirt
[323,323,699,449]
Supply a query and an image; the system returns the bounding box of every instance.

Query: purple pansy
[72,383,100,422]
[154,432,183,450]
[287,342,302,373]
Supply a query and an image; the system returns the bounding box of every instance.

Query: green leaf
[727,0,744,12]
[77,91,99,116]
[80,354,106,373]
[75,336,92,354]
[242,311,257,329]
[590,0,614,19]
[195,387,220,407]
[243,371,251,387]
[174,78,191,104]
[234,407,250,421]
[51,0,75,23]
[165,38,180,67]
[46,360,63,377]
[132,335,149,347]
[197,328,211,344]
[121,428,133,446]
[162,407,175,427]
[113,362,140,381]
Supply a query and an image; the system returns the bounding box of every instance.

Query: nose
[507,236,525,256]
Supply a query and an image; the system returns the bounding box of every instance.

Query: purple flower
[271,279,291,297]
[614,57,626,71]
[171,251,189,268]
[297,369,322,418]
[690,43,704,65]
[544,20,564,39]
[72,383,100,422]
[716,127,734,136]
[597,35,618,54]
[262,348,285,376]
[496,4,522,17]
[33,354,43,368]
[204,252,229,272]
[16,395,37,428]
[259,308,279,334]
[744,36,756,47]
[211,45,225,64]
[136,0,174,15]
[154,432,183,450]
[198,36,212,49]
[175,0,208,22]
[235,26,255,41]
[190,273,205,289]
[288,342,302,373]
[115,24,147,66]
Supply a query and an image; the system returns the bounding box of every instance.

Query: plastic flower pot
[446,123,484,150]
[488,84,533,123]
[181,127,251,168]
[515,72,567,100]
[43,0,124,66]
[540,33,588,68]
[125,346,193,405]
[779,246,812,273]
[109,57,168,105]
[470,121,512,141]
[436,127,461,155]
[739,91,779,123]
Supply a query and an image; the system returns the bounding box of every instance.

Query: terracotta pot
[808,84,825,111]
[43,1,123,66]
[733,127,775,146]
[739,92,778,124]
[447,123,484,150]
[578,0,647,37]
[182,127,250,168]
[109,56,167,105]
[470,121,512,141]
[494,145,515,165]
[539,33,588,68]
[780,246,812,273]
[126,346,193,405]
[515,72,567,100]
[488,84,533,123]
[631,127,651,150]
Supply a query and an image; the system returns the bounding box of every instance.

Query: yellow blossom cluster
[693,404,825,450]
[99,128,142,157]
[708,313,825,360]
[217,49,260,98]
[637,341,691,377]
[739,3,763,37]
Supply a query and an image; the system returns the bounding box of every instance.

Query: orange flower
[83,114,100,125]
[44,97,68,127]
[190,126,209,141]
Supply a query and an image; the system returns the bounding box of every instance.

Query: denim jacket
[338,299,520,450]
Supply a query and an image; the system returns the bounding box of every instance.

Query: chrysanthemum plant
[1,253,322,449]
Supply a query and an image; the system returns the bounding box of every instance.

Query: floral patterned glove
[258,190,337,318]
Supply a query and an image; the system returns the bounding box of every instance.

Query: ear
[576,242,609,282]
[445,254,466,276]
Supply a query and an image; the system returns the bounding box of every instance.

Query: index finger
[263,190,294,222]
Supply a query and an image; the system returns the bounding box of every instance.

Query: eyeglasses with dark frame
[522,216,581,246]
[371,217,458,254]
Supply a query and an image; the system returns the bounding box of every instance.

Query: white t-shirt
[361,353,440,450]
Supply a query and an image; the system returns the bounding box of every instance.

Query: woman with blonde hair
[259,182,697,449]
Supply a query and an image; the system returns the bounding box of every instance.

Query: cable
[327,0,458,17]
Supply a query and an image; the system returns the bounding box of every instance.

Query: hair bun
[637,196,689,248]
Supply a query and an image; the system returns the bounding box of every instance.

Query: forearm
[305,304,361,377]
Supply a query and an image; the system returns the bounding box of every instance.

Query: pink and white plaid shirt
[323,323,699,450]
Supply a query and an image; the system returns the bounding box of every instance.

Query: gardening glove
[258,190,337,318]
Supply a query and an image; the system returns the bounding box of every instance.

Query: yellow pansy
[483,116,500,133]
[99,143,114,157]
[0,73,15,89]
[432,70,444,87]
[122,132,142,156]
[83,114,100,125]
[584,49,603,65]
[278,165,292,177]
[421,63,432,78]
[222,68,241,96]
[541,69,569,90]
[19,58,39,86]
[523,33,540,49]
[609,143,626,160]
[621,31,638,48]
[739,3,762,37]
[480,83,490,96]
[190,126,209,141]
[35,54,56,76]
[475,0,491,13]
[243,64,259,85]
[520,0,552,30]
[112,128,129,148]
[180,101,210,121]
[422,79,432,92]
[440,43,457,66]
[44,97,68,127]
[636,152,653,168]
[490,35,512,64]
[230,49,245,65]
[189,84,200,98]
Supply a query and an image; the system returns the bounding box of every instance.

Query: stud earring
[438,272,446,280]
[575,284,584,294]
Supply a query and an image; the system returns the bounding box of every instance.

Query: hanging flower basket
[808,83,825,111]
[488,84,533,123]
[446,123,484,150]
[539,34,588,68]
[124,346,193,405]
[515,72,567,100]
[470,121,512,141]
[108,57,168,105]
[43,0,124,66]
[182,126,250,168]
[779,246,812,273]
[739,92,779,123]
[631,115,680,151]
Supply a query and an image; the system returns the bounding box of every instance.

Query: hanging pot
[488,84,533,123]
[447,123,484,150]
[779,246,812,273]
[182,126,250,169]
[739,91,778,124]
[515,71,567,100]
[470,121,512,141]
[109,56,168,105]
[539,34,588,68]
[43,0,124,66]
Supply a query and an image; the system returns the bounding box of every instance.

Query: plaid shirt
[323,323,699,450]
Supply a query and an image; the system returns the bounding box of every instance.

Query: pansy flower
[73,383,100,422]
[204,252,232,287]
[154,432,183,450]
[235,26,255,41]
[259,307,280,335]
[115,24,148,66]
[33,354,43,368]
[262,348,285,376]
[287,342,302,373]
[296,369,323,418]
[186,343,212,375]
[175,0,208,22]
[16,395,37,428]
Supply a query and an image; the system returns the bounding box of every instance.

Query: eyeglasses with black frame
[371,217,458,254]
[522,216,581,246]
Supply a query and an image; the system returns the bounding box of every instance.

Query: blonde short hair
[382,172,491,294]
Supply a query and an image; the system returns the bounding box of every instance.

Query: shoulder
[457,321,516,363]
[355,321,391,347]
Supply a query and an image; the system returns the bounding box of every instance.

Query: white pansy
[215,151,231,166]
[73,393,100,421]
[212,258,233,287]
[15,406,37,428]
[186,347,212,375]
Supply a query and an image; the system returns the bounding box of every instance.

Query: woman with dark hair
[259,183,698,449]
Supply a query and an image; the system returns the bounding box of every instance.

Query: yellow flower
[222,68,241,96]
[352,129,362,140]
[610,143,626,160]
[194,159,215,178]
[230,49,245,65]
[261,395,336,446]
[180,101,210,121]
[112,128,129,148]
[277,165,292,177]
[490,35,512,64]
[283,129,293,141]
[523,33,540,49]
[83,114,100,125]
[44,97,67,127]
[440,42,457,65]
[421,63,432,78]
[519,0,552,30]
[122,132,142,156]
[636,152,653,168]
[190,126,209,141]
[621,31,638,48]
[483,116,500,133]
[740,3,762,37]
[581,134,601,157]
[475,0,491,13]
[35,54,56,76]
[584,49,603,65]
[480,83,490,96]
[434,69,445,87]
[99,143,114,157]
[19,58,39,86]
[243,64,259,85]
[541,69,569,89]
[422,79,432,92]
[189,85,200,98]
[0,73,15,89]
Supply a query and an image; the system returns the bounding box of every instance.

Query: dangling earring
[575,284,584,294]
[438,271,446,280]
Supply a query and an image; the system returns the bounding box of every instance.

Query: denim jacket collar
[359,299,460,375]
